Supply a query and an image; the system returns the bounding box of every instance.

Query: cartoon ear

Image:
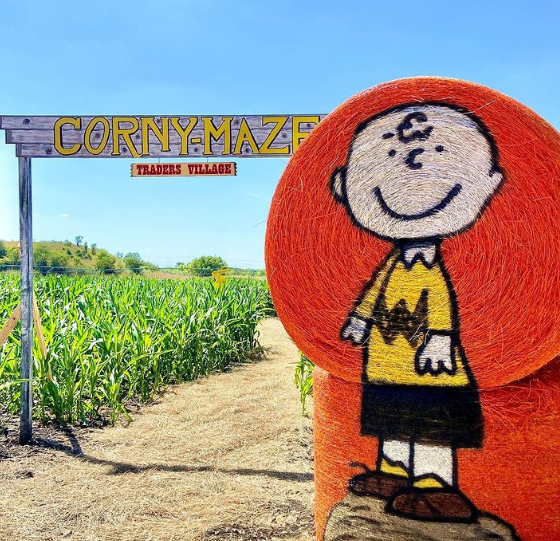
[490,165,504,184]
[330,167,346,203]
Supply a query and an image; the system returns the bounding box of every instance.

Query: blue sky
[1,0,559,268]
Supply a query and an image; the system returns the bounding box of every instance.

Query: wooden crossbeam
[0,295,47,359]
[0,114,326,158]
[0,303,22,347]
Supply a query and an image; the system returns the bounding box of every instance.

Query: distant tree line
[0,239,156,276]
[176,255,228,277]
[1,241,262,278]
[174,255,264,278]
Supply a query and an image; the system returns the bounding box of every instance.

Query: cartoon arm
[341,253,397,346]
[415,270,456,375]
[340,288,374,345]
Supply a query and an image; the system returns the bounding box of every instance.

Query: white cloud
[57,213,70,218]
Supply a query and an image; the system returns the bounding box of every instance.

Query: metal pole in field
[18,157,33,444]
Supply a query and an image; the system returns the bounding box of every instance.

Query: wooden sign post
[19,157,33,444]
[0,112,325,444]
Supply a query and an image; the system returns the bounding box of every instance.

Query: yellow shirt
[354,250,470,387]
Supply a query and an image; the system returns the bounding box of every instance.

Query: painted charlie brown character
[331,103,504,522]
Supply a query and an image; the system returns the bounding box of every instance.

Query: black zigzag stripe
[372,289,429,348]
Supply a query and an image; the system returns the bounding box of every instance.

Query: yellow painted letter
[260,116,289,154]
[53,117,82,156]
[233,118,259,155]
[111,117,141,157]
[202,116,232,156]
[292,115,320,152]
[141,117,170,156]
[84,117,110,155]
[171,117,198,155]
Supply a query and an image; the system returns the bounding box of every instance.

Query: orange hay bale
[265,77,560,388]
[313,359,560,541]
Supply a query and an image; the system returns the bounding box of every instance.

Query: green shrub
[95,253,116,274]
[186,255,227,277]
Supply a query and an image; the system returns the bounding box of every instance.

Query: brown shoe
[349,470,409,499]
[387,487,478,522]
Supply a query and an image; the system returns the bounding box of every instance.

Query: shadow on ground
[27,426,313,482]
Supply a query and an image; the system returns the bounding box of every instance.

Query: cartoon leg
[380,439,410,478]
[387,443,478,522]
[349,439,409,499]
[412,443,454,487]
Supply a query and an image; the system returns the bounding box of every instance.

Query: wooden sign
[0,115,326,158]
[131,162,236,177]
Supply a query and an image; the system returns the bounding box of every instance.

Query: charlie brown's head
[331,103,504,241]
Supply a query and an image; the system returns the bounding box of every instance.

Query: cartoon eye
[435,145,445,152]
[388,149,396,157]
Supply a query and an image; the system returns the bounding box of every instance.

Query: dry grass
[0,318,314,541]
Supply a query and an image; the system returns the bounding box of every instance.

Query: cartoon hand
[341,316,369,345]
[415,334,456,375]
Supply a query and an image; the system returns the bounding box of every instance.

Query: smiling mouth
[374,184,462,221]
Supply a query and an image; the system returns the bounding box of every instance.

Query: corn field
[0,274,274,425]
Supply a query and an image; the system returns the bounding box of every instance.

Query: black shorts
[361,384,483,448]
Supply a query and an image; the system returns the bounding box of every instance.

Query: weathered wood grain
[18,156,33,444]
[0,114,326,130]
[0,303,21,348]
[16,143,302,158]
[7,126,300,143]
[1,114,325,158]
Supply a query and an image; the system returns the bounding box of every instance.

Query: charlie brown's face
[331,103,504,240]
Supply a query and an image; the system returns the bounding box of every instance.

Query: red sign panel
[131,162,237,177]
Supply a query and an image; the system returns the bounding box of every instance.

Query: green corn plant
[0,274,273,425]
[294,353,314,416]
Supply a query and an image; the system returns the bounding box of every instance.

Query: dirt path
[0,318,315,541]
